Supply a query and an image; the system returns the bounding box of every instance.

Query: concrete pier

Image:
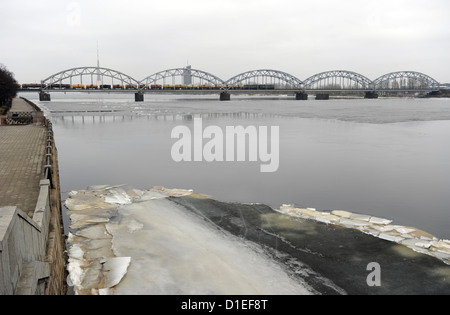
[0,98,65,295]
[365,91,379,99]
[315,94,330,100]
[295,92,308,100]
[135,92,144,102]
[220,91,231,101]
[39,92,51,102]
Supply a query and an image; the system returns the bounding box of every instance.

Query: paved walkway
[0,99,46,217]
[8,98,36,112]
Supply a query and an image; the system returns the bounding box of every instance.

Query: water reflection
[50,111,286,127]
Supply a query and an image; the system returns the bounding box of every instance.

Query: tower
[96,42,102,85]
[183,65,192,85]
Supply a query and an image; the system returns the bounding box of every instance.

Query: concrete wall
[43,140,66,295]
[0,181,50,294]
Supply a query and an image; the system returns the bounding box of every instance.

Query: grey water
[24,92,450,240]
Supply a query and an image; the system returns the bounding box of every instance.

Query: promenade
[0,97,66,295]
[0,99,47,217]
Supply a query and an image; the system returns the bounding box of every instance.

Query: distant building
[183,66,192,85]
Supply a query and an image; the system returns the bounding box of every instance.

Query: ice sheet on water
[277,204,450,265]
[112,198,315,294]
[65,185,314,295]
[65,185,450,295]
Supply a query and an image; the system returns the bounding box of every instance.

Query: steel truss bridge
[36,66,442,101]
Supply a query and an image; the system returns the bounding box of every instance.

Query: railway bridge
[34,66,441,101]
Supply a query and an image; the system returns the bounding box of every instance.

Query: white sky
[1,0,449,83]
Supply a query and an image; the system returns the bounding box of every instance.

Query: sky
[1,0,450,84]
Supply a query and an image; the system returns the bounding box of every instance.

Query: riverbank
[0,98,66,295]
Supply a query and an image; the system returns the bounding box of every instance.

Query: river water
[21,91,450,295]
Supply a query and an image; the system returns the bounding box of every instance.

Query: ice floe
[277,204,450,265]
[64,186,144,294]
[65,185,313,295]
[102,257,131,288]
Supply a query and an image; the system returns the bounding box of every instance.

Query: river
[20,91,450,295]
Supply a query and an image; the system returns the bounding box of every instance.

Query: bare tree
[0,64,19,114]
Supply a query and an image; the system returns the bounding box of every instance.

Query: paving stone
[0,99,46,217]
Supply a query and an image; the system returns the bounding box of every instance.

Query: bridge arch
[303,70,374,90]
[41,66,140,88]
[373,71,440,90]
[225,69,303,89]
[140,67,225,87]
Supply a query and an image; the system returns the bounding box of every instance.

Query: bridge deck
[28,88,436,95]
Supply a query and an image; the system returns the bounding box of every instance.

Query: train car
[36,83,71,89]
[72,84,85,89]
[163,85,175,89]
[243,84,275,90]
[258,84,275,90]
[21,83,42,90]
[100,84,111,89]
[126,84,138,90]
[175,84,186,90]
[113,84,124,89]
[150,84,163,90]
[86,84,98,89]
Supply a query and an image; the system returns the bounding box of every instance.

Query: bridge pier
[315,94,329,100]
[135,92,144,102]
[39,92,51,102]
[295,92,308,100]
[220,91,231,101]
[365,91,379,99]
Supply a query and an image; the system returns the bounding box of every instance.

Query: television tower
[96,41,102,85]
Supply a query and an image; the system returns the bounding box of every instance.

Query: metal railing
[44,120,54,188]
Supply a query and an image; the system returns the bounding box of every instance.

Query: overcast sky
[1,0,449,83]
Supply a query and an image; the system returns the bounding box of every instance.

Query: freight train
[149,84,276,90]
[20,84,145,90]
[20,83,276,90]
